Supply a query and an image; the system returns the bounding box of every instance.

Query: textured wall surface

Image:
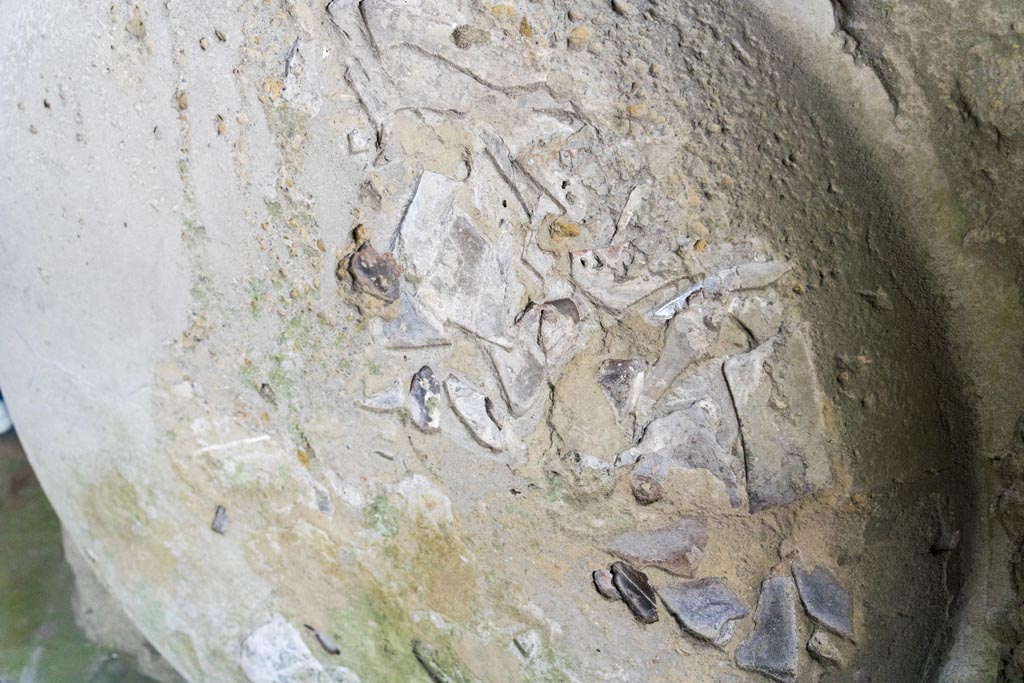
[1,1,1022,682]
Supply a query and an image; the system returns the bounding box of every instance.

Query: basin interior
[0,1,979,682]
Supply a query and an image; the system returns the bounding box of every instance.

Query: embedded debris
[610,561,658,624]
[658,578,748,647]
[602,517,708,577]
[653,260,792,320]
[394,172,514,343]
[444,374,503,451]
[409,366,442,433]
[596,358,645,424]
[451,25,490,49]
[357,382,405,414]
[629,452,668,505]
[807,627,845,667]
[513,631,540,659]
[735,577,799,683]
[489,299,587,416]
[723,325,831,511]
[728,294,784,344]
[792,564,854,640]
[240,615,346,683]
[592,568,622,600]
[348,241,402,303]
[617,389,744,508]
[211,505,229,534]
[304,625,341,655]
[570,243,680,312]
[282,39,322,117]
[372,294,449,349]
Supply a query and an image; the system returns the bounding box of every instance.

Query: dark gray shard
[211,505,228,534]
[610,561,658,624]
[409,366,441,433]
[348,242,401,303]
[658,578,747,647]
[792,564,854,640]
[735,576,799,683]
[723,325,831,511]
[602,516,708,577]
[597,358,645,424]
[304,625,341,655]
[592,568,622,600]
[629,452,668,505]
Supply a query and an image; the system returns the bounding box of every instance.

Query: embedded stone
[610,561,658,624]
[723,325,831,511]
[629,452,668,505]
[735,576,799,683]
[538,298,583,363]
[602,517,708,577]
[452,25,490,49]
[488,326,546,417]
[409,366,441,433]
[728,294,784,344]
[570,243,679,312]
[348,242,401,303]
[513,630,541,659]
[356,382,405,414]
[305,625,341,655]
[444,374,503,452]
[807,627,845,667]
[596,358,645,424]
[653,260,792,320]
[659,578,748,647]
[792,564,854,639]
[373,294,449,349]
[592,568,621,600]
[616,392,744,508]
[490,299,586,416]
[211,505,229,534]
[240,615,327,683]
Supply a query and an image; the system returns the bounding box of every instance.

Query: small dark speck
[510,488,521,495]
[211,505,229,534]
[43,99,51,109]
[501,199,508,208]
[304,625,341,655]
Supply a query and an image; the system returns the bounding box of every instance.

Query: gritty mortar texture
[1,0,1023,682]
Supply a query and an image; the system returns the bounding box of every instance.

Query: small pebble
[304,625,341,655]
[214,28,226,42]
[199,36,209,50]
[592,568,622,600]
[567,26,591,49]
[211,505,229,534]
[807,627,844,667]
[611,0,634,16]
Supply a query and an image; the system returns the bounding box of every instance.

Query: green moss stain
[364,495,399,538]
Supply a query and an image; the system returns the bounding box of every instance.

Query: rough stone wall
[0,1,1022,682]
